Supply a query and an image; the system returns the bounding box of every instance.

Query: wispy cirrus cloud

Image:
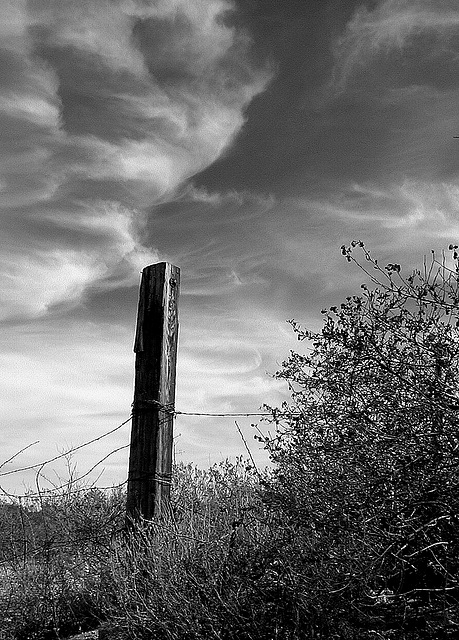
[0,0,274,489]
[0,201,157,320]
[7,0,459,490]
[329,0,459,93]
[0,0,271,321]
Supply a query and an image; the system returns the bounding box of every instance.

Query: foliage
[262,242,459,637]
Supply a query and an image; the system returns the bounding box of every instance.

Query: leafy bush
[262,243,459,637]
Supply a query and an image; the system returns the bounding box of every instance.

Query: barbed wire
[0,403,277,499]
[0,415,133,478]
[34,444,130,496]
[133,398,273,417]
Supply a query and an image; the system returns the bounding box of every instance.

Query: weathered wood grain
[126,262,180,522]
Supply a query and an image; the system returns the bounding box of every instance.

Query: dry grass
[0,459,274,640]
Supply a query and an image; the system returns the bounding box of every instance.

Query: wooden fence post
[126,262,180,523]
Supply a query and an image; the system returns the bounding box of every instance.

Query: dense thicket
[262,243,459,637]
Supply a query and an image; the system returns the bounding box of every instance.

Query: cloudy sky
[1,0,459,494]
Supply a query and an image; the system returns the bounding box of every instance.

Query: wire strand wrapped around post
[126,263,180,523]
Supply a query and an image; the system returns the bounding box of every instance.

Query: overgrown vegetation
[0,484,124,639]
[0,461,267,639]
[261,242,459,637]
[2,243,459,638]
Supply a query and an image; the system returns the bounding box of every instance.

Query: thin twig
[234,421,260,477]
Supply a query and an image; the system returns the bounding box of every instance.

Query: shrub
[262,244,459,637]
